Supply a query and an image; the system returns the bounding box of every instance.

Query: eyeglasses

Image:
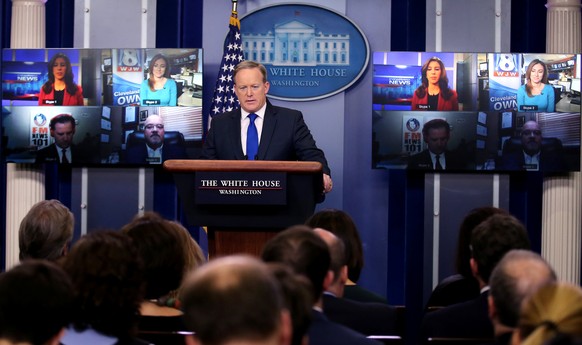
[522,130,541,136]
[145,124,164,130]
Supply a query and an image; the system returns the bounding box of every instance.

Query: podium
[163,159,323,257]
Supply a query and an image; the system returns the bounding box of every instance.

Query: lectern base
[207,228,280,258]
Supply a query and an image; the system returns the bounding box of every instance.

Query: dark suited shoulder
[323,293,397,335]
[420,292,493,341]
[309,310,382,345]
[202,109,244,160]
[35,144,59,163]
[407,150,433,170]
[344,285,389,304]
[425,274,480,308]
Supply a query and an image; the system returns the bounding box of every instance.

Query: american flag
[208,15,244,120]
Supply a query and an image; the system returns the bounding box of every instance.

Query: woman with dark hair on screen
[140,54,177,106]
[38,52,84,106]
[517,59,555,112]
[411,56,459,111]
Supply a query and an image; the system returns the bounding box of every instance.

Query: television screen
[2,48,203,107]
[372,51,582,172]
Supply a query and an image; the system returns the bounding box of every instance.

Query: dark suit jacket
[35,144,95,164]
[309,309,382,345]
[500,149,566,172]
[425,274,480,309]
[344,285,389,304]
[407,150,465,171]
[125,144,187,164]
[420,291,494,341]
[323,293,397,336]
[202,101,330,175]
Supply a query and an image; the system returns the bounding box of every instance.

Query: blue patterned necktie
[246,113,258,160]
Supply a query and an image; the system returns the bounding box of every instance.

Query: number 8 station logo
[117,49,142,72]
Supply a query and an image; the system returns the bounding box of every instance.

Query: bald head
[489,250,556,328]
[143,115,165,149]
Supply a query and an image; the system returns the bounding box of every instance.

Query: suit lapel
[230,110,245,159]
[257,102,277,160]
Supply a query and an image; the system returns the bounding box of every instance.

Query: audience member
[38,52,84,106]
[0,260,74,345]
[426,206,509,308]
[18,199,74,262]
[314,228,397,335]
[420,213,531,341]
[60,231,148,345]
[407,119,465,170]
[411,56,459,111]
[181,255,292,345]
[261,225,381,345]
[167,220,206,274]
[267,263,314,345]
[125,114,187,164]
[121,212,190,332]
[305,208,388,304]
[514,283,582,345]
[488,250,557,345]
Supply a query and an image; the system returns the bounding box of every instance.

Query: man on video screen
[500,120,566,171]
[407,118,465,171]
[35,114,95,164]
[125,114,187,164]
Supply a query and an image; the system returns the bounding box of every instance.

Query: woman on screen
[38,52,84,106]
[517,59,555,112]
[140,54,177,106]
[411,57,459,111]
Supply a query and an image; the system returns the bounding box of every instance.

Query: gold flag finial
[230,0,240,28]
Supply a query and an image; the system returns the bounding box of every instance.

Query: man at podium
[202,60,333,194]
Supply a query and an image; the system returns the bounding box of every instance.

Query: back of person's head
[470,213,531,284]
[266,263,313,345]
[305,208,364,282]
[167,220,206,274]
[19,199,74,261]
[313,228,346,286]
[181,255,291,345]
[489,250,557,328]
[517,283,582,345]
[456,207,509,277]
[0,260,73,345]
[62,230,145,339]
[261,225,331,301]
[121,211,186,299]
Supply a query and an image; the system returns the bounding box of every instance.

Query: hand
[323,174,333,194]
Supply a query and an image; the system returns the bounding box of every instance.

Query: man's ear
[322,270,334,291]
[278,309,293,345]
[488,294,497,321]
[470,257,479,278]
[185,334,201,345]
[340,265,348,284]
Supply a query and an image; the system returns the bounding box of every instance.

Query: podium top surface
[163,159,323,173]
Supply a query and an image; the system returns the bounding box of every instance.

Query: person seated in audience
[426,206,509,308]
[487,250,556,345]
[18,199,74,262]
[267,263,314,345]
[181,255,293,345]
[0,260,74,345]
[60,231,148,345]
[121,212,201,332]
[305,208,388,304]
[420,213,531,341]
[261,225,382,345]
[167,220,207,274]
[513,283,582,345]
[314,228,397,336]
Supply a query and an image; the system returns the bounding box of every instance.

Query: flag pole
[230,0,240,28]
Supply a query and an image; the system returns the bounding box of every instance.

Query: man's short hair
[233,60,268,83]
[181,255,284,345]
[49,114,76,130]
[422,119,450,137]
[489,250,556,327]
[261,225,331,301]
[0,260,74,344]
[314,228,346,284]
[19,199,74,261]
[470,214,531,283]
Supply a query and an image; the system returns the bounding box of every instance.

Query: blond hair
[518,283,582,345]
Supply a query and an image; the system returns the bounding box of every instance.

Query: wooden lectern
[163,159,323,257]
